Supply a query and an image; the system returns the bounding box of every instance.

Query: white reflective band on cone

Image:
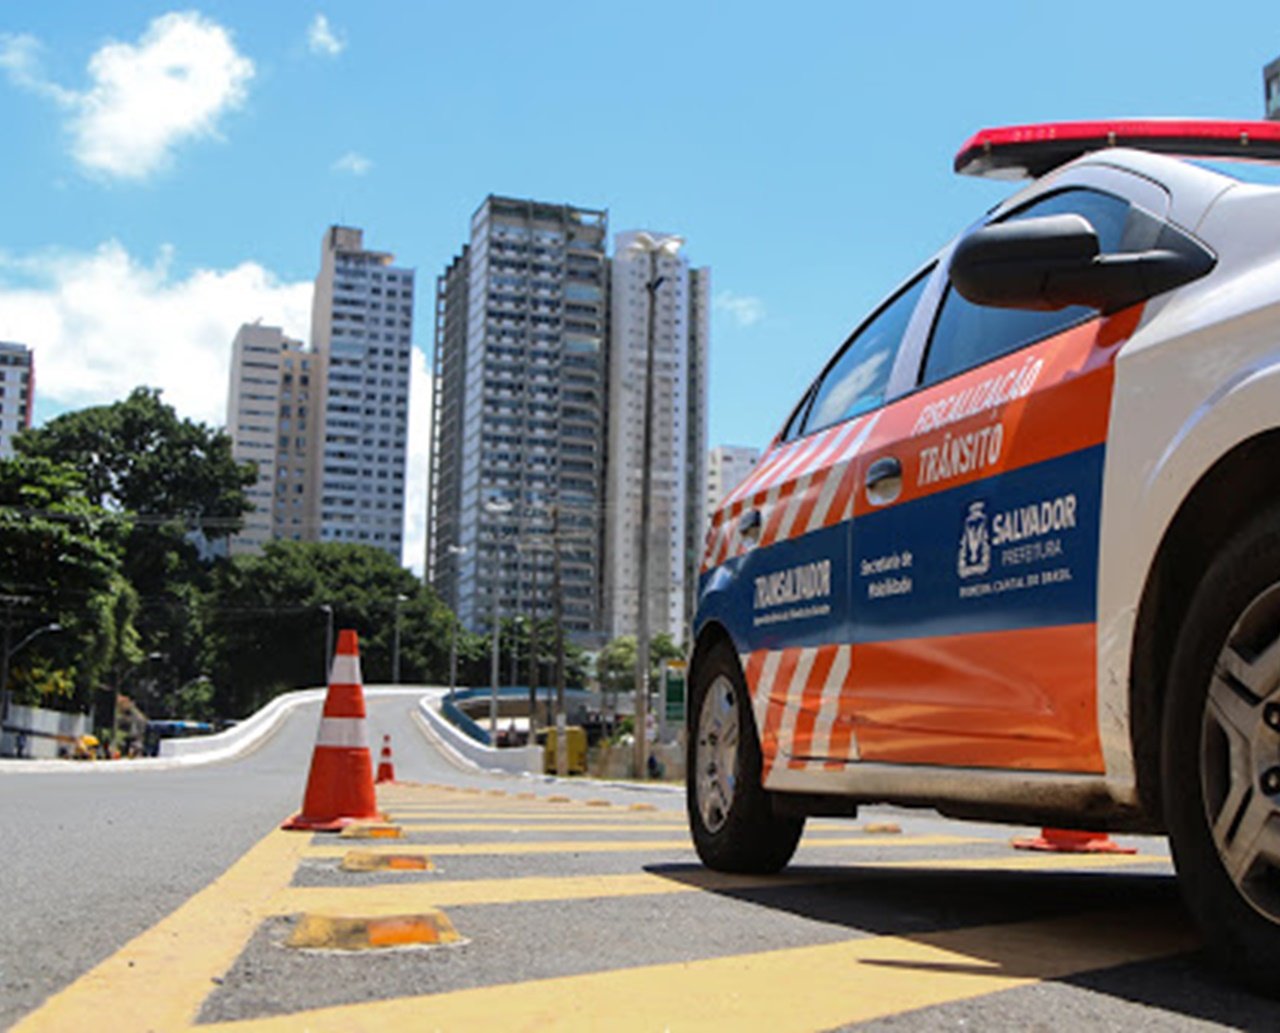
[329,654,362,686]
[316,717,369,749]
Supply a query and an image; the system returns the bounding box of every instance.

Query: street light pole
[484,494,513,740]
[319,604,334,685]
[1,617,62,755]
[629,232,683,778]
[446,544,467,705]
[392,593,408,684]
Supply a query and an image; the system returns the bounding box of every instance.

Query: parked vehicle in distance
[688,119,1280,994]
[144,719,214,756]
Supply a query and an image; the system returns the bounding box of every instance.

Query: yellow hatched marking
[304,834,978,858]
[12,829,309,1032]
[202,906,1196,1032]
[274,867,865,914]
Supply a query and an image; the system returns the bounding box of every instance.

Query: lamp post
[319,604,334,685]
[392,593,408,684]
[484,493,514,739]
[1,619,62,755]
[627,232,684,778]
[446,544,467,704]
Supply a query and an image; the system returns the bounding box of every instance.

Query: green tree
[15,387,256,697]
[595,633,684,696]
[0,454,132,705]
[206,541,455,716]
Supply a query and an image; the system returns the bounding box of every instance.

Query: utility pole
[551,504,568,777]
[527,600,539,743]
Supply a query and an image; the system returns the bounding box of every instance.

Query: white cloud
[0,242,311,428]
[0,12,253,180]
[714,290,766,328]
[402,347,433,575]
[331,151,372,176]
[306,14,345,57]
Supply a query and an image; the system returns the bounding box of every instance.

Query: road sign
[663,660,686,725]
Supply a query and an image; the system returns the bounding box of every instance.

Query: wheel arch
[1130,428,1280,822]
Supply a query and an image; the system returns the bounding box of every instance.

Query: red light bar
[956,119,1280,179]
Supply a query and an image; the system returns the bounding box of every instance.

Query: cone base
[1011,829,1137,854]
[375,765,396,784]
[282,810,387,833]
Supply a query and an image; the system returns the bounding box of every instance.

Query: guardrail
[417,694,541,775]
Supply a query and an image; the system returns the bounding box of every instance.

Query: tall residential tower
[603,232,709,642]
[0,342,33,459]
[428,196,609,642]
[225,324,317,554]
[309,226,415,557]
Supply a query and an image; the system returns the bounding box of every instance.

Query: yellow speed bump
[860,822,903,834]
[338,823,403,840]
[586,799,611,807]
[287,911,460,951]
[546,795,571,803]
[340,851,434,872]
[629,803,657,812]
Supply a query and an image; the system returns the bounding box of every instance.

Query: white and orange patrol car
[687,119,1280,990]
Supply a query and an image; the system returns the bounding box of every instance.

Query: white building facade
[225,324,317,555]
[310,226,414,558]
[0,342,33,458]
[603,232,709,643]
[705,444,761,531]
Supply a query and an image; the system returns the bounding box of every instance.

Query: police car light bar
[955,119,1280,179]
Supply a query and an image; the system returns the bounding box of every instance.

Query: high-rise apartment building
[309,226,415,557]
[602,232,709,643]
[705,444,761,531]
[427,196,609,642]
[0,342,33,458]
[225,324,316,554]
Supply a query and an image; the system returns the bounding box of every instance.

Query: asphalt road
[4,694,1277,1031]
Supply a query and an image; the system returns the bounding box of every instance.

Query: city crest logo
[958,500,991,579]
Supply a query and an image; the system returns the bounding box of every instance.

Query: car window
[921,189,1132,386]
[798,271,931,437]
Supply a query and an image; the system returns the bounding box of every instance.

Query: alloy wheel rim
[1201,582,1280,924]
[697,674,739,834]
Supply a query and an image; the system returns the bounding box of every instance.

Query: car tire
[687,639,804,873]
[1162,507,1280,998]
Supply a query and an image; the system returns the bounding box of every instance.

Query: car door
[701,270,932,782]
[831,177,1170,773]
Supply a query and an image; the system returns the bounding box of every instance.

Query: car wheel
[1163,509,1280,997]
[687,639,804,873]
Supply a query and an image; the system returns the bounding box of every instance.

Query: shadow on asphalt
[643,863,1277,1025]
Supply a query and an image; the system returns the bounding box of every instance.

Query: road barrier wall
[1,704,90,759]
[417,695,541,775]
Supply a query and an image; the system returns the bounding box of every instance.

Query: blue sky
[0,2,1276,562]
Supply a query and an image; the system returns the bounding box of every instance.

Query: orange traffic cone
[282,630,381,832]
[375,734,396,784]
[1011,827,1137,854]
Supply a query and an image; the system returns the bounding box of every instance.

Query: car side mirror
[950,213,1215,314]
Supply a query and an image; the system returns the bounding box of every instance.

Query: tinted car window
[922,189,1131,386]
[800,271,930,436]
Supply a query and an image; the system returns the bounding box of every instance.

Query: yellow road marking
[203,906,1196,1032]
[303,834,977,858]
[279,848,1159,916]
[13,828,309,1033]
[273,867,865,914]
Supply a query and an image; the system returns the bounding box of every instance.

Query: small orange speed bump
[461,787,483,795]
[287,911,460,951]
[340,850,433,872]
[546,795,571,804]
[860,822,903,834]
[338,823,404,840]
[586,799,611,807]
[629,803,657,812]
[486,789,507,797]
[515,792,536,800]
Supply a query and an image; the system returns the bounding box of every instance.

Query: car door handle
[865,456,903,506]
[738,508,762,541]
